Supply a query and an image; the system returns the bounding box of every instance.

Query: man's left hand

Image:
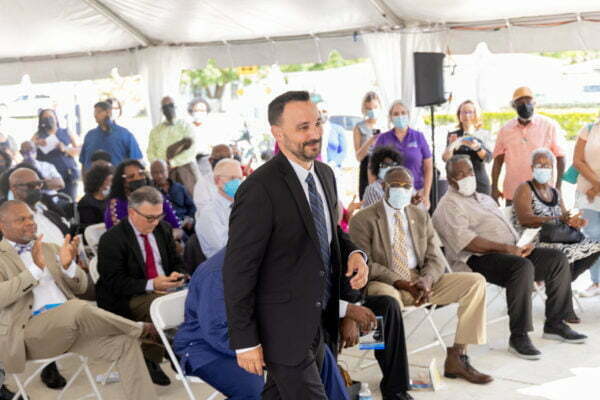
[59,234,80,269]
[346,252,368,289]
[339,317,360,352]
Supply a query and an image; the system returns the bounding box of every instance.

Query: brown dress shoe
[444,347,493,384]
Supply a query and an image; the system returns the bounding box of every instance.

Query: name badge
[408,142,418,148]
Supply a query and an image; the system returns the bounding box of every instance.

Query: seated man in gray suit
[349,166,491,385]
[0,200,159,400]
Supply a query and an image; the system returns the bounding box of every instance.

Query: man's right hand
[236,345,265,376]
[346,303,377,333]
[339,317,360,352]
[153,272,185,292]
[31,234,46,270]
[394,280,421,303]
[503,243,534,258]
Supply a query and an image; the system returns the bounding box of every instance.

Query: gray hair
[446,154,473,179]
[531,148,555,166]
[128,186,163,209]
[384,165,413,183]
[388,100,410,124]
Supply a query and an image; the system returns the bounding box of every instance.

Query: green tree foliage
[538,50,600,64]
[180,59,240,99]
[424,111,598,140]
[279,50,366,72]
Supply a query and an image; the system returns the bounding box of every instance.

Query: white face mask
[456,175,477,197]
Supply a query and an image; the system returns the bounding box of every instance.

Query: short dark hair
[94,101,111,111]
[83,163,114,194]
[369,146,403,177]
[90,150,112,164]
[36,108,61,134]
[187,97,211,115]
[109,159,145,200]
[268,91,310,126]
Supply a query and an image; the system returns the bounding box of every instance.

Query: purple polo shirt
[374,128,432,190]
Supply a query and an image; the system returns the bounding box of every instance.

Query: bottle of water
[358,382,373,400]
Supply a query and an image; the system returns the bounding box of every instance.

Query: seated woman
[78,161,113,232]
[362,146,403,208]
[104,159,181,230]
[512,148,600,322]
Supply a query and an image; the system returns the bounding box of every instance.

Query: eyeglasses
[379,162,399,169]
[122,171,147,180]
[14,181,44,190]
[132,208,164,223]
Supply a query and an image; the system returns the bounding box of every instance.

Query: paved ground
[6,273,600,400]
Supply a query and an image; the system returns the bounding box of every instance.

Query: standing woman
[573,120,600,297]
[32,109,80,200]
[442,100,493,195]
[374,100,433,210]
[353,91,381,199]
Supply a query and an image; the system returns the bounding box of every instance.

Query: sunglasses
[14,181,44,190]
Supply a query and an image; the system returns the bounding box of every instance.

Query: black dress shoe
[543,322,587,344]
[509,334,541,360]
[383,392,414,400]
[40,362,67,389]
[0,384,23,400]
[145,358,171,386]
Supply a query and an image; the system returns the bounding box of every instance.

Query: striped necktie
[392,210,412,282]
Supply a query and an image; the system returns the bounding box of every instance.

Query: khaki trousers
[129,292,164,363]
[367,272,487,345]
[170,162,198,196]
[24,299,158,400]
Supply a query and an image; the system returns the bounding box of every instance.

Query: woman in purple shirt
[104,159,181,230]
[374,100,433,209]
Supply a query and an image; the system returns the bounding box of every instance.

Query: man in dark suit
[96,186,187,386]
[223,91,369,399]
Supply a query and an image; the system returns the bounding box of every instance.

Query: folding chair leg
[573,294,584,312]
[12,375,29,400]
[80,357,103,400]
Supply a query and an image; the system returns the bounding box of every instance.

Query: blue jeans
[583,209,600,283]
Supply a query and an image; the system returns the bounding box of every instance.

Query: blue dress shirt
[79,122,143,170]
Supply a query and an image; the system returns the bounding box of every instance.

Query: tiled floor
[6,277,600,399]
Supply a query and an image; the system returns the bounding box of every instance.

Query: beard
[283,137,322,162]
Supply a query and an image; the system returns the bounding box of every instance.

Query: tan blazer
[0,239,88,373]
[349,202,448,287]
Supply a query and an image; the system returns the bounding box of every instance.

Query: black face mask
[516,103,534,120]
[128,178,149,192]
[25,188,42,207]
[162,104,176,122]
[40,116,56,131]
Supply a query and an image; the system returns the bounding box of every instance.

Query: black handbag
[539,221,584,244]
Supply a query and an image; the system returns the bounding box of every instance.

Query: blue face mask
[378,167,390,180]
[387,187,412,209]
[533,168,552,184]
[392,115,409,130]
[366,109,378,120]
[223,178,241,198]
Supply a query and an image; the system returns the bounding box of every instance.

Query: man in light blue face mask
[195,158,243,258]
[350,166,491,384]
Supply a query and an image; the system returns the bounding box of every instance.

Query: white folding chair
[11,353,102,400]
[149,290,220,400]
[84,223,106,256]
[88,257,100,284]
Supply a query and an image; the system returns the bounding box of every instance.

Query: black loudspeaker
[414,52,446,107]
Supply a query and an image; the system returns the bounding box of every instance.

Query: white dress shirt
[195,193,232,258]
[128,218,167,291]
[33,203,66,246]
[383,200,418,270]
[8,240,77,314]
[32,159,63,198]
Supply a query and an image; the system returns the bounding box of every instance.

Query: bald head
[9,168,42,204]
[214,158,242,178]
[0,200,28,221]
[0,200,37,243]
[9,168,39,187]
[383,166,412,186]
[161,96,174,106]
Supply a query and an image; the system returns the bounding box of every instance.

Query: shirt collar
[6,239,32,251]
[382,197,407,218]
[216,193,233,208]
[128,217,151,237]
[288,157,316,183]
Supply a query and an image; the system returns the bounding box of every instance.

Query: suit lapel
[374,203,393,268]
[405,206,423,263]
[0,239,27,273]
[277,154,322,256]
[123,220,146,274]
[153,223,170,273]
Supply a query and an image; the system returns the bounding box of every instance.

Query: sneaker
[543,322,587,344]
[508,334,541,360]
[579,285,600,298]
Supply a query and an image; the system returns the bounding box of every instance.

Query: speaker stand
[429,105,439,212]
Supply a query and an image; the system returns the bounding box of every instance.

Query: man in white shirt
[8,168,68,247]
[195,158,243,258]
[0,200,159,400]
[20,141,65,198]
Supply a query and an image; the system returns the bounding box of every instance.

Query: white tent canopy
[2,0,600,122]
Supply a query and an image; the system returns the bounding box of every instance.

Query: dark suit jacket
[223,152,360,366]
[95,218,186,319]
